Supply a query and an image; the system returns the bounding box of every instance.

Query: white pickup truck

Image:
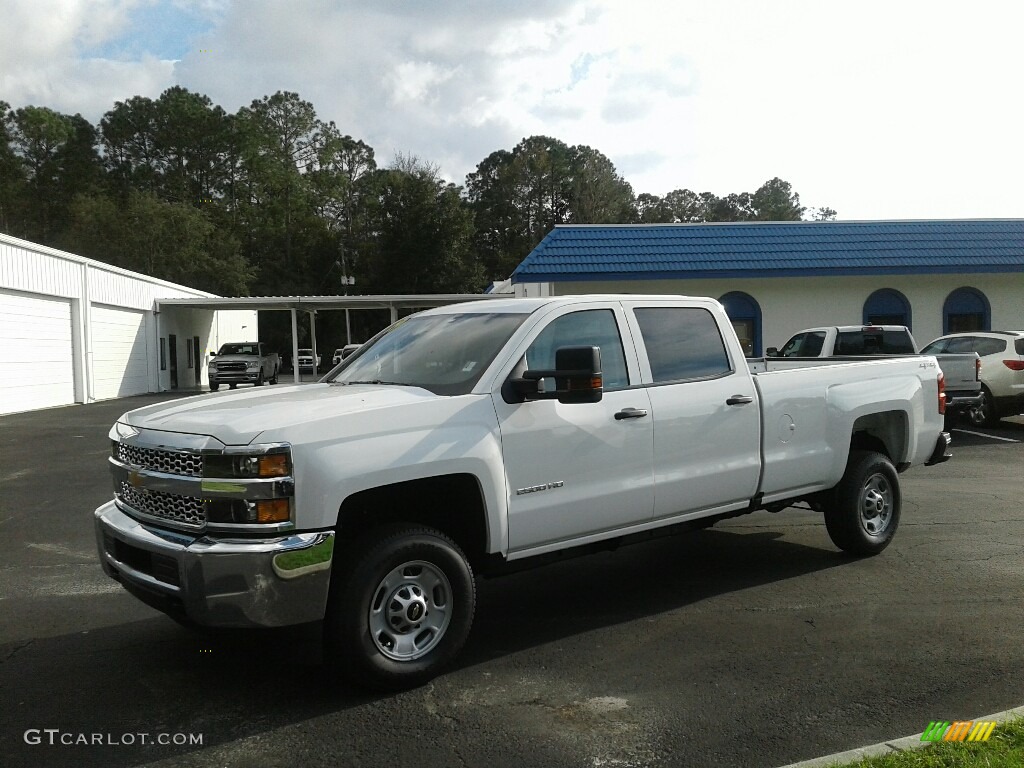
[207,342,280,390]
[767,324,983,423]
[95,295,951,690]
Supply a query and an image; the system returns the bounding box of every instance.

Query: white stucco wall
[541,272,1024,350]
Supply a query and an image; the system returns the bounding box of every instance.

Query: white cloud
[3,0,1023,219]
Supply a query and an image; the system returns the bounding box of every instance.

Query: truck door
[493,304,654,554]
[623,302,761,520]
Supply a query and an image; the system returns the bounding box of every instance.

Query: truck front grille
[115,443,204,477]
[217,362,247,372]
[118,482,206,529]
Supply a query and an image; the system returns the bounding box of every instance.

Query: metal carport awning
[155,294,507,385]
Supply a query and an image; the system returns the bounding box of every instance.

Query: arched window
[719,291,762,356]
[943,287,990,333]
[863,288,912,329]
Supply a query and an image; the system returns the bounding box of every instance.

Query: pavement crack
[421,684,467,767]
[0,640,33,665]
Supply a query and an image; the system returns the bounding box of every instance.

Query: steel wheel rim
[859,472,893,537]
[368,560,452,661]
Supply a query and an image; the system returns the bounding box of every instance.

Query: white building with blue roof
[510,219,1024,355]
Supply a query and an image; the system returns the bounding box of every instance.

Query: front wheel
[323,525,475,691]
[209,382,220,392]
[824,450,901,556]
[255,370,265,386]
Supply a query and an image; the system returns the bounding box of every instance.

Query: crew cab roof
[418,294,718,316]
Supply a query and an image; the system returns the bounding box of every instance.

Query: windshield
[327,312,527,395]
[217,343,257,355]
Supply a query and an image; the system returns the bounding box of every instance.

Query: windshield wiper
[340,380,406,386]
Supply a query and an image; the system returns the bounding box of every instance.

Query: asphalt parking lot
[1,394,1022,768]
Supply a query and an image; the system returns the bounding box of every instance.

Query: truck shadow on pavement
[2,525,846,768]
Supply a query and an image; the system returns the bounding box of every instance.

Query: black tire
[323,524,475,691]
[255,371,265,386]
[978,386,1000,427]
[270,367,278,384]
[209,382,220,392]
[824,449,901,556]
[229,383,237,389]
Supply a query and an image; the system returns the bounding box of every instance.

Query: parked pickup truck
[296,348,321,372]
[767,325,982,422]
[95,296,951,690]
[208,342,280,390]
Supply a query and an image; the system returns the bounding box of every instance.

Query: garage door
[0,290,75,415]
[91,305,149,400]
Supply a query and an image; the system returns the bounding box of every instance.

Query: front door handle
[614,407,649,420]
[726,395,754,406]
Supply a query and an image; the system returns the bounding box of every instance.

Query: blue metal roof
[510,220,1024,283]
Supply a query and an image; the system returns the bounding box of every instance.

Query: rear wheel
[323,524,475,691]
[824,450,901,556]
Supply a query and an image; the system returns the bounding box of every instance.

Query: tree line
[0,87,836,300]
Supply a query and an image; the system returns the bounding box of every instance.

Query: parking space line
[952,428,1020,443]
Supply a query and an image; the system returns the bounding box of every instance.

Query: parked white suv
[921,331,1024,425]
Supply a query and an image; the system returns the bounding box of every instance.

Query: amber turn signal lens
[255,499,290,523]
[258,454,289,477]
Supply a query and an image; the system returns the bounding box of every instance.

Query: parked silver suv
[921,331,1024,425]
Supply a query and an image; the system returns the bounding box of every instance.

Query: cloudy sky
[3,0,1022,219]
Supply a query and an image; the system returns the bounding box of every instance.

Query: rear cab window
[632,306,732,383]
[835,329,915,354]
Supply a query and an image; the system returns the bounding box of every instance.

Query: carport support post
[390,304,398,324]
[290,309,300,384]
[345,308,351,345]
[308,310,318,376]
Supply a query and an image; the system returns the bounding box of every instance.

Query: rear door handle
[614,407,649,420]
[726,395,754,406]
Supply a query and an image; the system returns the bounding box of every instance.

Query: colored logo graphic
[921,721,997,742]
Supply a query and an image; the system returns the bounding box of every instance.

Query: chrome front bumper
[95,501,334,627]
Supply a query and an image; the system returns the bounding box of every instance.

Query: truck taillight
[937,371,946,415]
[1003,360,1024,371]
[976,357,982,379]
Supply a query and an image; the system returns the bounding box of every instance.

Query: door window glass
[972,337,1005,356]
[525,309,629,389]
[634,307,731,383]
[780,331,825,356]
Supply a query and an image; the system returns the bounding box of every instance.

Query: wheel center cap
[406,601,425,622]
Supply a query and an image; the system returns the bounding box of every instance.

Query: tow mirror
[510,346,603,404]
[766,347,778,357]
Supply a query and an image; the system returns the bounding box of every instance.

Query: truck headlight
[204,451,291,478]
[247,361,260,370]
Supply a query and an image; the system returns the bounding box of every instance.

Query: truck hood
[211,354,258,362]
[120,384,442,445]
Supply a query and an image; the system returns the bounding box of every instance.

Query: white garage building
[0,233,254,416]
